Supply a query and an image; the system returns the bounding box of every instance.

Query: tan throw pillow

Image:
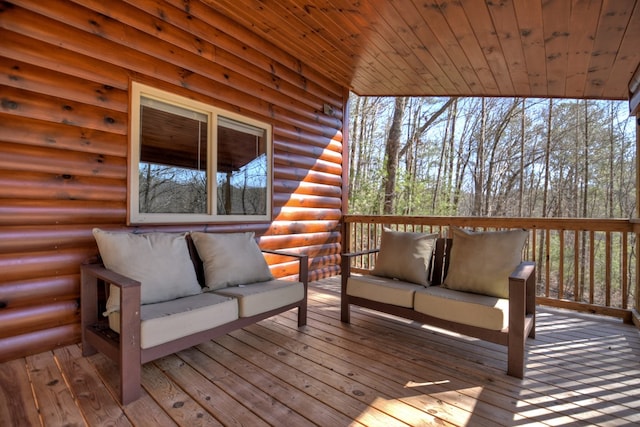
[443,227,529,298]
[190,232,274,289]
[371,228,438,286]
[92,229,202,311]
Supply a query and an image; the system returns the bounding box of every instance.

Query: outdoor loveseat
[341,227,536,378]
[81,229,308,405]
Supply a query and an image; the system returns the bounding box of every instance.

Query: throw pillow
[190,232,274,289]
[92,229,202,313]
[443,227,529,298]
[371,228,438,286]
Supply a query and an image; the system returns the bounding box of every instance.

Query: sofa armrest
[261,249,308,327]
[509,261,536,317]
[340,248,381,323]
[261,249,309,287]
[81,263,141,289]
[342,248,381,259]
[341,248,380,282]
[80,264,141,356]
[80,263,142,404]
[507,261,536,378]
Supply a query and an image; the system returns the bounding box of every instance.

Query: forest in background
[348,95,637,219]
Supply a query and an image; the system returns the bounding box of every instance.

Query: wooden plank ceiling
[208,0,640,100]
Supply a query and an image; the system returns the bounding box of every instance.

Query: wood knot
[1,99,18,110]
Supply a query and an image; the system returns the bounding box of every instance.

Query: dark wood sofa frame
[81,238,308,405]
[341,238,536,378]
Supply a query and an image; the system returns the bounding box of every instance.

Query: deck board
[1,276,639,426]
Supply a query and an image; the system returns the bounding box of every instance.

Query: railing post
[342,217,351,255]
[634,110,640,327]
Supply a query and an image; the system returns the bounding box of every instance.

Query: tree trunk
[447,99,458,214]
[382,96,407,214]
[519,98,525,217]
[350,96,362,195]
[472,98,486,216]
[538,98,553,293]
[580,100,590,300]
[432,105,450,213]
[608,102,614,217]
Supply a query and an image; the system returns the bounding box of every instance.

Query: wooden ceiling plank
[254,0,405,95]
[607,2,640,100]
[409,1,484,96]
[542,0,571,97]
[486,0,531,96]
[210,0,355,88]
[375,1,453,94]
[362,1,445,94]
[564,0,602,98]
[584,0,637,98]
[282,0,405,95]
[275,0,398,93]
[512,0,548,97]
[391,0,472,95]
[459,1,515,96]
[433,1,500,95]
[346,29,424,94]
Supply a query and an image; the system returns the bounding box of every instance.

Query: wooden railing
[342,215,637,323]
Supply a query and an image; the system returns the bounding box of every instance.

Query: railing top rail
[343,215,635,233]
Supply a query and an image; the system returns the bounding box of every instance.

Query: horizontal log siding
[0,0,345,361]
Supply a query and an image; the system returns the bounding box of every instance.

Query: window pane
[138,100,208,214]
[216,116,268,215]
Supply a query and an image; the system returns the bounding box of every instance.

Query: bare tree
[382,97,407,214]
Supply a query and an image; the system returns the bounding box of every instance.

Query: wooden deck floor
[1,277,640,426]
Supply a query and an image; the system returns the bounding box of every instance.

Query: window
[129,82,272,224]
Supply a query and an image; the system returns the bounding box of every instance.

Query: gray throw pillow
[371,228,438,286]
[190,232,274,289]
[443,227,529,298]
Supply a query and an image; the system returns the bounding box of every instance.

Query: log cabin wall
[0,0,346,362]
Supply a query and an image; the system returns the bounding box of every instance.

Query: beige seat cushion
[371,228,438,286]
[213,280,304,317]
[190,232,274,290]
[347,275,424,308]
[443,227,529,298]
[414,286,509,331]
[108,292,239,349]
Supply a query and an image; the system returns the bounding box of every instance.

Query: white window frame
[129,82,272,224]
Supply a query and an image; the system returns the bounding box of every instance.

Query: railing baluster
[589,231,595,304]
[623,232,628,309]
[531,229,536,264]
[606,232,612,307]
[545,229,551,298]
[574,230,579,301]
[559,230,565,300]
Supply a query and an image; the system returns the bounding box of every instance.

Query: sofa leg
[341,301,350,323]
[120,361,141,405]
[507,338,525,379]
[298,302,307,327]
[80,268,98,357]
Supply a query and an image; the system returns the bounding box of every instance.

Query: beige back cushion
[92,229,202,310]
[371,228,438,286]
[190,232,274,289]
[443,227,529,298]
